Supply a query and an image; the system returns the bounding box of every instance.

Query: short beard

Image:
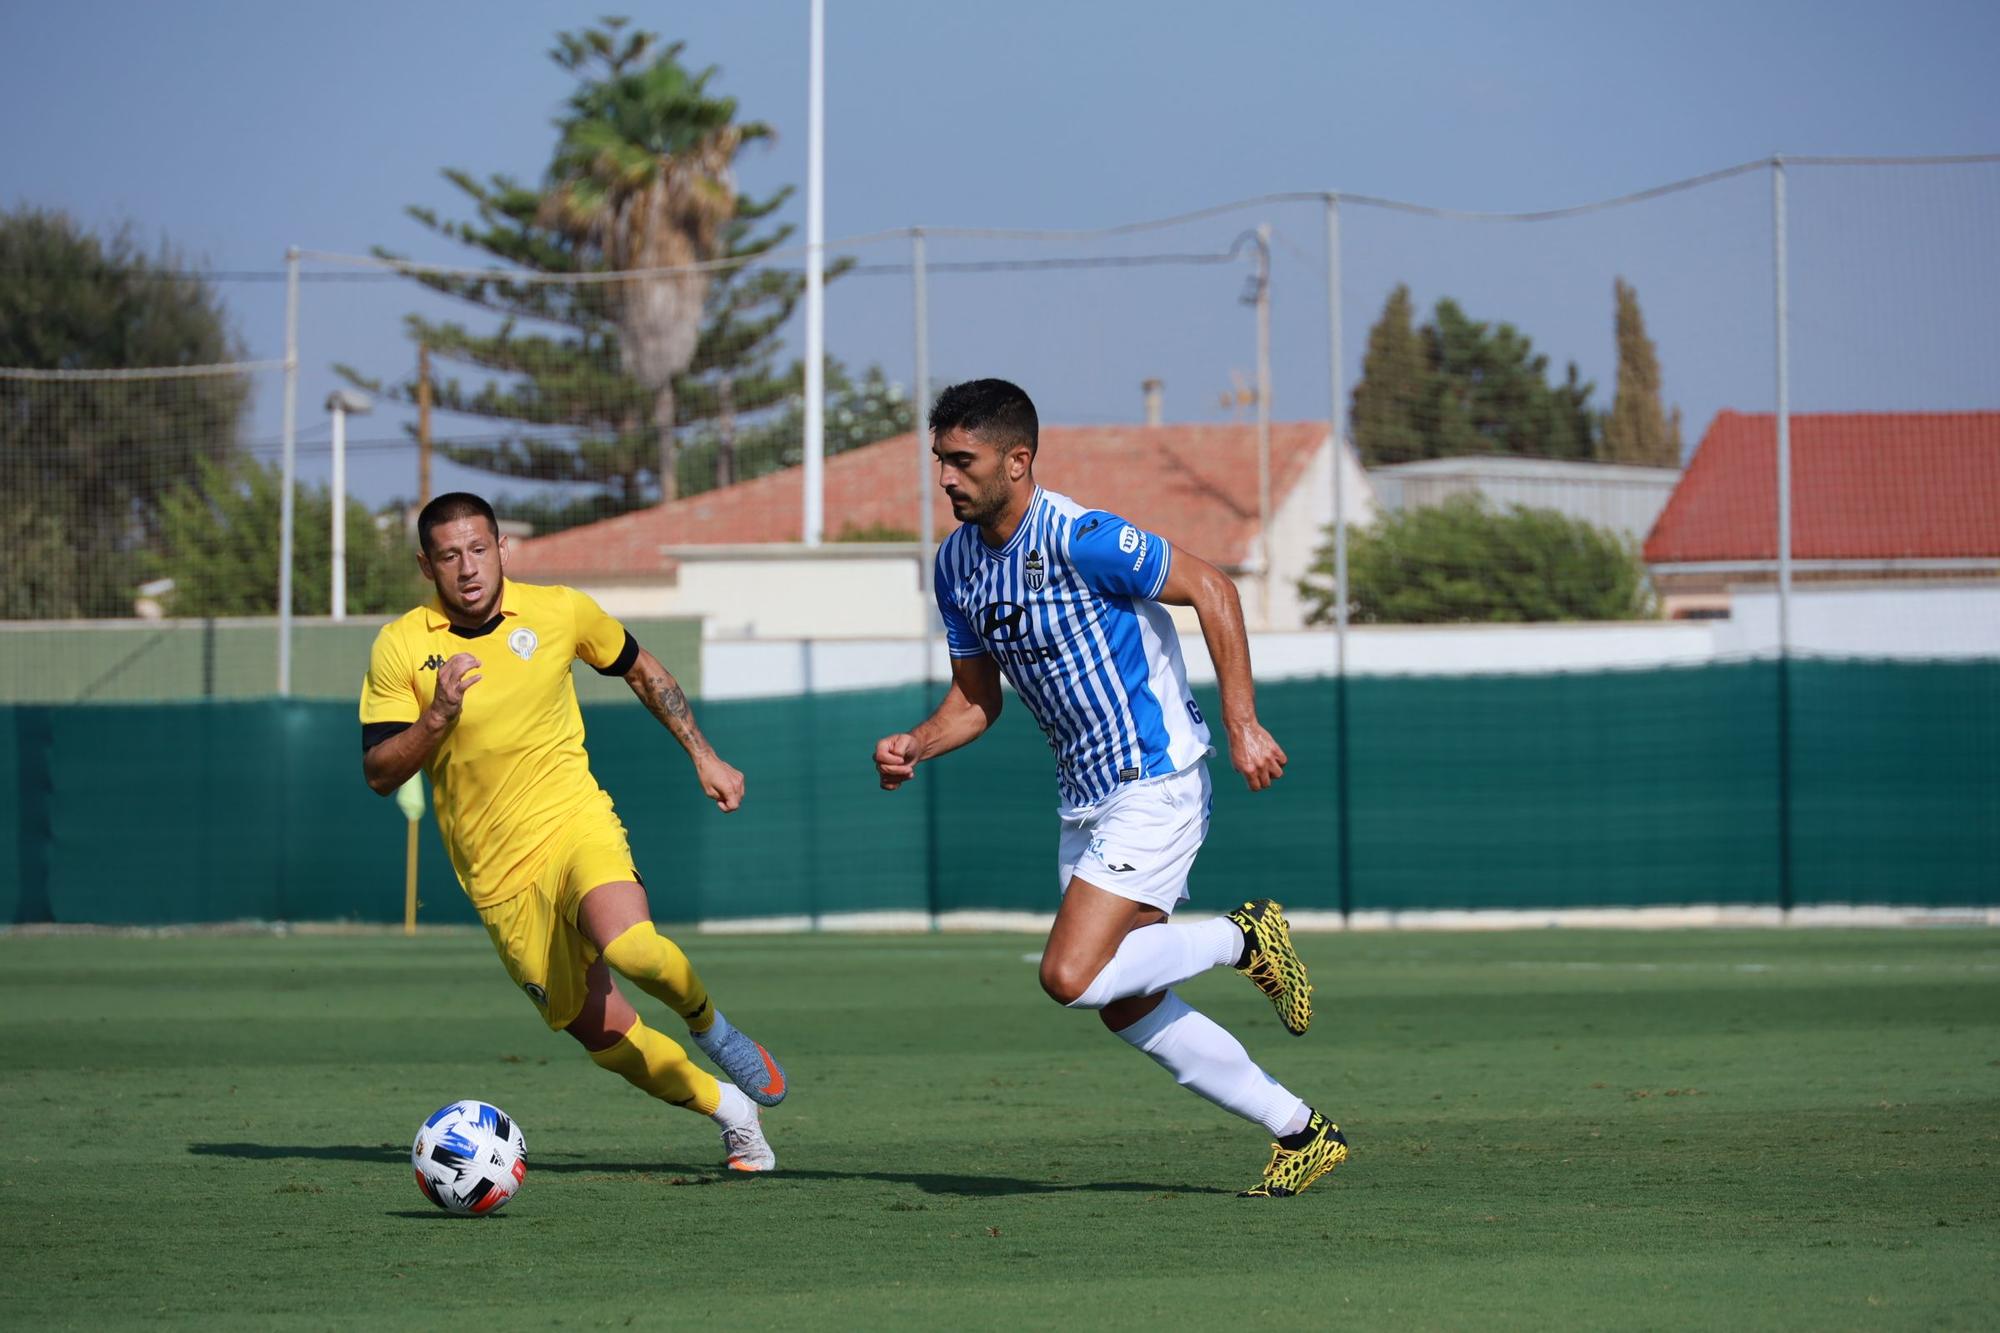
[958,482,1011,529]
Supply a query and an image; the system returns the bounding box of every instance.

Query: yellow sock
[600,921,716,1034]
[587,1019,721,1116]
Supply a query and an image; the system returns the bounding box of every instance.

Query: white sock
[1112,990,1307,1135]
[708,1082,753,1128]
[1065,917,1243,1010]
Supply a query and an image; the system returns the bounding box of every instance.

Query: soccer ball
[411,1100,527,1215]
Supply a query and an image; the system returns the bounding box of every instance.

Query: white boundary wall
[697,580,1999,699]
[694,905,2000,934]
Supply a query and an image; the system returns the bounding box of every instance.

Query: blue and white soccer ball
[411,1100,527,1216]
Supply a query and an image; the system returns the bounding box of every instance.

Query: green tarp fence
[5,660,1996,926]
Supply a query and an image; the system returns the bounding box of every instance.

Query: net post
[1771,155,1794,916]
[1324,193,1352,923]
[277,246,300,695]
[802,0,826,546]
[913,226,943,932]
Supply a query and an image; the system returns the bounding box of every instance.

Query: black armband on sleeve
[594,630,641,677]
[362,720,413,752]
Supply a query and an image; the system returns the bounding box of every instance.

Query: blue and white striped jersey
[935,487,1212,814]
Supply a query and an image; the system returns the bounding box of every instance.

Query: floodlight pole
[802,0,826,546]
[278,248,300,695]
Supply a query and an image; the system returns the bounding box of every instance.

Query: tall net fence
[4,160,1997,920]
[7,160,1995,664]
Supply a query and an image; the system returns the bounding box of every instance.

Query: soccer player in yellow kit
[361,492,784,1171]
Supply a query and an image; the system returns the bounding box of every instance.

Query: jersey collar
[421,580,519,632]
[979,486,1043,562]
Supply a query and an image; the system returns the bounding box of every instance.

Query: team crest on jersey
[1025,549,1045,592]
[508,627,538,661]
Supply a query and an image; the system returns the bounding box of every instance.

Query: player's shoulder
[1055,498,1142,553]
[501,580,574,613]
[373,603,437,649]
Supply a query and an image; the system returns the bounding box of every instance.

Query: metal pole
[1325,193,1351,924]
[913,225,941,931]
[1325,196,1348,672]
[1772,155,1794,916]
[802,0,826,546]
[1254,224,1273,627]
[330,403,347,621]
[1773,156,1792,655]
[278,247,299,695]
[913,228,933,591]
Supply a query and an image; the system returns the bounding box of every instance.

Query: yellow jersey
[360,580,638,908]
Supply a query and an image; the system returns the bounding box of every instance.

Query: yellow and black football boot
[1240,1110,1348,1198]
[1226,898,1313,1036]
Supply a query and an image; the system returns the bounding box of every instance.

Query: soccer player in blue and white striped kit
[873,379,1348,1197]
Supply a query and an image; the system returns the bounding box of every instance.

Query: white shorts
[1057,762,1213,913]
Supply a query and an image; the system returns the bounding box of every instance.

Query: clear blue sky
[6,0,1998,503]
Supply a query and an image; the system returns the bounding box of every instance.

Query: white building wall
[1715,581,2000,660]
[1369,458,1680,543]
[578,549,931,639]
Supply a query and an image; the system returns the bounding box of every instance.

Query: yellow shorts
[476,810,638,1031]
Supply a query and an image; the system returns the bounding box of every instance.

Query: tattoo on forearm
[636,666,704,750]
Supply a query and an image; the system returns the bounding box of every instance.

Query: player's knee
[599,920,670,978]
[1039,955,1099,1007]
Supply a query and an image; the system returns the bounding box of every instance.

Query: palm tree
[537,20,772,501]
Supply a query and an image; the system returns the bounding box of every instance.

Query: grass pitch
[2,927,1996,1329]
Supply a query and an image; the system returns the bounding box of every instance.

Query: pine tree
[1349,284,1428,465]
[339,20,905,527]
[1423,300,1597,461]
[1600,277,1682,466]
[1349,288,1598,466]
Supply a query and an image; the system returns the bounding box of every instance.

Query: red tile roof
[511,422,1329,578]
[1643,411,2000,563]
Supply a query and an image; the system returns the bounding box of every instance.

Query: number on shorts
[1186,699,1204,726]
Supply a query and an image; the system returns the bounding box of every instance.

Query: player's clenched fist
[873,733,923,790]
[695,752,745,814]
[430,653,483,721]
[1227,721,1287,793]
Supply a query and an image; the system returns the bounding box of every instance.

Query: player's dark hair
[929,378,1038,459]
[417,492,500,552]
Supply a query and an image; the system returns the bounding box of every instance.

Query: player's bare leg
[578,880,787,1106]
[565,959,773,1171]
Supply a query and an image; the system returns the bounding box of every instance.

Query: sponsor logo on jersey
[522,982,548,1008]
[421,654,447,671]
[980,602,1031,642]
[1118,525,1140,554]
[508,627,538,661]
